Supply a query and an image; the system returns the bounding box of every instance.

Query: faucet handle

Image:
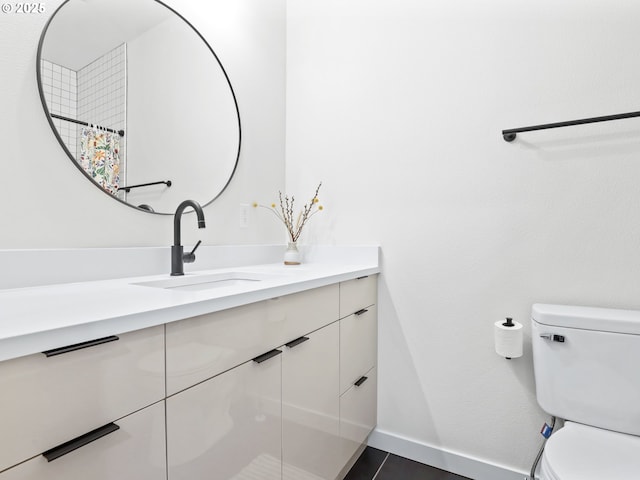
[183,240,202,264]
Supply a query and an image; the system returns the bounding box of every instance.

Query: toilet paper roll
[494,320,523,358]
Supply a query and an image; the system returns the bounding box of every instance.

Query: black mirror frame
[36,0,242,215]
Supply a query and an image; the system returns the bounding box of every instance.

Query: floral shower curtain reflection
[79,127,121,195]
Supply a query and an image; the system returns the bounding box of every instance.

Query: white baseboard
[367,429,528,480]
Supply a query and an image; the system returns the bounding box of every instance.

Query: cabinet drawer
[0,401,166,480]
[280,284,339,342]
[340,305,377,394]
[340,367,377,463]
[166,300,278,395]
[340,275,377,318]
[166,284,338,395]
[167,351,282,480]
[0,325,165,472]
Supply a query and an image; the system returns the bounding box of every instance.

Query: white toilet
[531,303,640,480]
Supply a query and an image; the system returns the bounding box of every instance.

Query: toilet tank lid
[532,303,640,335]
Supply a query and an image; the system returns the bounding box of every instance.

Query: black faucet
[171,200,206,276]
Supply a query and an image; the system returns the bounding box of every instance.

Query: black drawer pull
[252,349,282,364]
[42,336,120,357]
[285,336,310,349]
[42,422,120,462]
[354,376,368,387]
[356,276,369,280]
[354,309,369,316]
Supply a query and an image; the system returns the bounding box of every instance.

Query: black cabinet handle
[42,423,120,462]
[252,349,282,364]
[285,336,310,349]
[354,376,368,387]
[356,276,369,280]
[42,336,120,357]
[354,308,369,316]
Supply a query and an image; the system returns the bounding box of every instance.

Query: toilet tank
[532,304,640,436]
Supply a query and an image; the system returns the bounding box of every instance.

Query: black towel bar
[502,110,640,142]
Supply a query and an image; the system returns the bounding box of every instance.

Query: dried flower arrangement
[253,182,323,242]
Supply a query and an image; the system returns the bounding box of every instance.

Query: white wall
[0,0,286,248]
[286,0,640,476]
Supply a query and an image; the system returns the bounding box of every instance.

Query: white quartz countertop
[0,261,379,362]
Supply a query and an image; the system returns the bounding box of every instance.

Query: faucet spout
[171,200,206,276]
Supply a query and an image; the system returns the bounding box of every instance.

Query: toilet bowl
[539,422,640,480]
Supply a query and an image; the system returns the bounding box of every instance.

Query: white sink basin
[132,272,274,292]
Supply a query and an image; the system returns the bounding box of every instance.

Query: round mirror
[37,0,241,214]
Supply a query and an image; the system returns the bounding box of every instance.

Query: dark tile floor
[344,447,471,480]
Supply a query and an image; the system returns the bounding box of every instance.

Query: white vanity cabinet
[0,325,165,476]
[0,273,378,480]
[165,285,344,480]
[338,276,378,465]
[165,277,378,480]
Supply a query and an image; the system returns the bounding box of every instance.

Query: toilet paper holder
[494,317,524,360]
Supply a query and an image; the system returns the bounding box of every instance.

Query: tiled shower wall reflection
[77,44,127,155]
[40,45,127,187]
[77,44,127,196]
[40,60,78,157]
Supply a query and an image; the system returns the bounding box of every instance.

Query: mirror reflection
[37,0,241,214]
